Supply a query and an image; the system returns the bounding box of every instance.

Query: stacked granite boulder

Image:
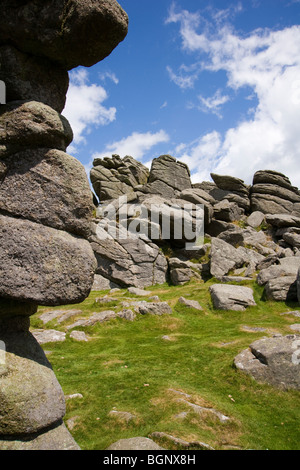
[250,170,300,216]
[0,0,128,451]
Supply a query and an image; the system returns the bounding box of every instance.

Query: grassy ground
[30,278,300,450]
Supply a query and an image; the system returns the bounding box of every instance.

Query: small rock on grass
[128,287,151,296]
[31,329,66,344]
[106,437,164,451]
[69,330,89,341]
[178,297,203,310]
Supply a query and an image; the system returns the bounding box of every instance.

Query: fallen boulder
[234,334,300,390]
[209,284,256,311]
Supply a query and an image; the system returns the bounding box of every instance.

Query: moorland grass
[31,278,300,450]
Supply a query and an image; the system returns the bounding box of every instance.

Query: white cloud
[166,5,300,187]
[193,89,230,117]
[174,131,222,183]
[166,65,199,89]
[91,130,170,162]
[98,71,119,84]
[63,68,116,153]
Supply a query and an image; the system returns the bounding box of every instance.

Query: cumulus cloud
[63,68,117,153]
[166,4,300,186]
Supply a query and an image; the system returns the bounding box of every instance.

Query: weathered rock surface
[251,170,300,216]
[39,309,83,325]
[0,321,65,435]
[0,45,69,113]
[144,155,192,198]
[246,211,265,228]
[297,268,300,305]
[32,329,67,344]
[0,422,80,451]
[213,199,244,222]
[209,284,257,311]
[128,287,151,296]
[257,257,300,301]
[234,335,300,389]
[91,154,149,202]
[266,213,300,228]
[0,100,73,157]
[92,274,121,291]
[90,221,168,288]
[264,276,298,302]
[66,311,117,329]
[0,214,96,306]
[210,238,245,278]
[211,173,250,196]
[0,0,129,70]
[122,301,172,316]
[177,297,203,310]
[0,148,94,237]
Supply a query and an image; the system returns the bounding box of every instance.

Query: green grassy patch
[31,279,300,450]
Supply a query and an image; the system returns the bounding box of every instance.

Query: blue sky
[63,0,300,188]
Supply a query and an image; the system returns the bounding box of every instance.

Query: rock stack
[0,0,128,450]
[250,170,300,216]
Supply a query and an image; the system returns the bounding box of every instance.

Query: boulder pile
[90,156,300,305]
[0,0,128,450]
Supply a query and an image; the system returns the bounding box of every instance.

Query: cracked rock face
[234,335,300,390]
[90,221,168,288]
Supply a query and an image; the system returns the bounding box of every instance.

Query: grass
[30,278,300,450]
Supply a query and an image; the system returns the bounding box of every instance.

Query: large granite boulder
[0,100,73,157]
[209,238,264,279]
[0,0,128,70]
[90,221,168,288]
[209,284,256,311]
[206,173,251,212]
[234,335,300,390]
[0,214,96,306]
[210,173,250,196]
[0,318,65,435]
[0,148,94,237]
[91,154,149,202]
[140,155,192,198]
[251,170,300,217]
[257,257,300,302]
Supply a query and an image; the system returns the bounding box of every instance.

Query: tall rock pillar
[0,0,128,450]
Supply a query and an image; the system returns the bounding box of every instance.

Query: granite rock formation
[0,0,128,451]
[90,158,300,302]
